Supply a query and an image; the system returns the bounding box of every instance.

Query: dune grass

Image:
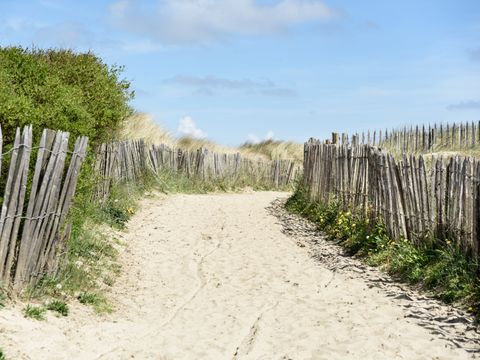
[240,139,304,162]
[120,113,303,162]
[119,112,176,147]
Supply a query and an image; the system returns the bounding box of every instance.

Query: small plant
[78,292,112,313]
[0,347,6,360]
[102,206,130,228]
[23,305,46,321]
[423,246,479,303]
[46,300,69,317]
[103,276,114,287]
[78,292,99,305]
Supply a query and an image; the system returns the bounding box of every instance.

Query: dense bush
[0,46,133,146]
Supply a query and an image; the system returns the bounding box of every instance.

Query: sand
[0,192,478,359]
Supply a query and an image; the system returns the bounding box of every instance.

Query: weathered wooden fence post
[0,126,88,290]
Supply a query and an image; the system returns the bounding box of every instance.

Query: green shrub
[0,46,133,147]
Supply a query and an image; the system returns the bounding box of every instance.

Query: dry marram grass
[121,113,302,161]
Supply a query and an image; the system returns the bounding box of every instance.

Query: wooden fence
[95,140,299,202]
[331,121,480,154]
[304,139,480,259]
[0,126,88,290]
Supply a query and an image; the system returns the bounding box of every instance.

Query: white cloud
[246,130,275,144]
[178,117,208,138]
[265,130,275,140]
[164,75,296,97]
[109,0,337,45]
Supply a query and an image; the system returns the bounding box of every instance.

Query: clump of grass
[0,285,7,310]
[102,206,130,229]
[286,186,480,317]
[103,276,114,287]
[78,292,112,313]
[78,292,99,305]
[0,347,6,360]
[46,300,69,317]
[23,305,46,321]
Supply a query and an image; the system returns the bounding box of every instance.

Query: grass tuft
[0,285,7,310]
[23,305,46,321]
[46,300,69,317]
[78,292,112,314]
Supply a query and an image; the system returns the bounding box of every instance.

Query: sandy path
[0,192,477,359]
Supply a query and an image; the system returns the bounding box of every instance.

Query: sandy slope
[0,192,477,359]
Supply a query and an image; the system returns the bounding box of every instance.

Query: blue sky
[0,0,479,145]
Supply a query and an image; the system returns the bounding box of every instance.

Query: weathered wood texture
[95,140,299,202]
[0,126,88,289]
[303,139,480,258]
[334,121,480,154]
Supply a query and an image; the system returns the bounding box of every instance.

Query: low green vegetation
[23,301,69,320]
[154,168,292,194]
[0,347,6,360]
[46,301,69,317]
[23,305,47,321]
[77,292,112,313]
[286,186,480,318]
[0,286,6,310]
